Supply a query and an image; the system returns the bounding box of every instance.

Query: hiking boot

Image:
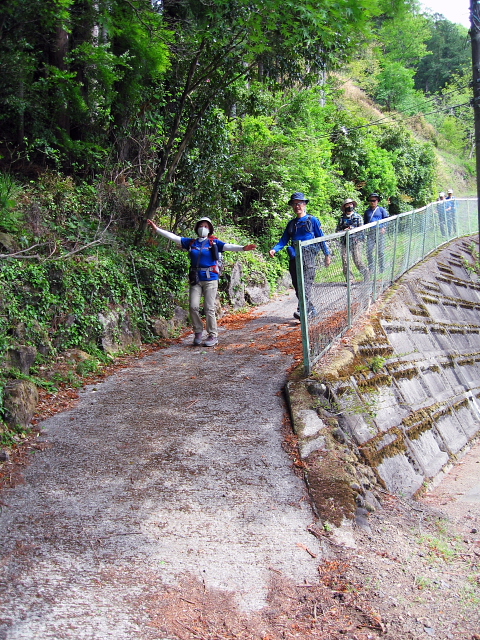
[204,334,218,347]
[293,308,300,320]
[193,332,203,346]
[308,307,319,318]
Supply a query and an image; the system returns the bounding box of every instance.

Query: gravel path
[0,292,324,640]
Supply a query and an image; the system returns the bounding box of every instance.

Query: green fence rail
[296,198,478,374]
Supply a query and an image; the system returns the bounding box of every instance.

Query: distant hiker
[147,217,256,347]
[269,192,331,320]
[445,188,457,235]
[364,193,389,273]
[437,192,447,237]
[336,198,368,282]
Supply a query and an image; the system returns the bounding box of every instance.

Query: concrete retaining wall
[289,237,480,506]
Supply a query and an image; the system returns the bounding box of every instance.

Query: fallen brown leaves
[247,323,303,368]
[218,309,260,330]
[138,572,383,640]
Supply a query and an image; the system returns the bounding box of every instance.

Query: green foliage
[440,117,466,153]
[75,357,101,377]
[0,246,188,364]
[418,532,461,562]
[330,104,436,208]
[380,127,437,206]
[0,0,171,172]
[137,0,411,233]
[378,10,432,69]
[368,356,386,373]
[374,62,417,111]
[0,421,32,448]
[0,174,24,233]
[359,140,398,196]
[160,108,241,233]
[424,71,473,158]
[227,85,342,240]
[415,17,470,94]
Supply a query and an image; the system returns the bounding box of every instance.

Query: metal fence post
[391,214,398,283]
[346,231,352,328]
[295,240,311,375]
[406,213,414,270]
[372,222,379,300]
[421,209,427,259]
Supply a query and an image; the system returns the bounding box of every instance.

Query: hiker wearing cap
[364,193,389,273]
[445,188,457,235]
[437,192,447,237]
[147,217,256,347]
[336,198,368,282]
[269,192,331,320]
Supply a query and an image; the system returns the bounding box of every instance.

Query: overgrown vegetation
[0,0,475,441]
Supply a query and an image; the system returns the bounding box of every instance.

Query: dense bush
[0,247,188,359]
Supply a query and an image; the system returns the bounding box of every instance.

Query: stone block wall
[289,237,480,517]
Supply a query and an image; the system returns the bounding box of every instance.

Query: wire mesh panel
[297,199,478,373]
[421,204,439,257]
[408,208,429,268]
[457,198,474,236]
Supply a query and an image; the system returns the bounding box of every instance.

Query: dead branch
[0,243,47,259]
[51,239,112,260]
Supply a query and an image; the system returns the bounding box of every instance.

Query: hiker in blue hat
[445,188,457,235]
[269,192,331,320]
[364,193,389,273]
[147,217,256,347]
[336,198,368,282]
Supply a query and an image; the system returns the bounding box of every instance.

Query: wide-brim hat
[447,189,453,194]
[194,217,214,234]
[342,198,357,209]
[368,193,382,202]
[439,192,445,198]
[288,192,309,205]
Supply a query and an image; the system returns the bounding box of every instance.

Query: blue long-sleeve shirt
[272,214,330,258]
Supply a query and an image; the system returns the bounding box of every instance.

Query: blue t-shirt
[272,214,330,257]
[364,206,389,224]
[181,237,226,281]
[445,196,456,213]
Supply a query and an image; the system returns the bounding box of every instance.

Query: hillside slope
[341,78,476,198]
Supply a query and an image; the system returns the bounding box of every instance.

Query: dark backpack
[188,237,224,276]
[287,215,323,256]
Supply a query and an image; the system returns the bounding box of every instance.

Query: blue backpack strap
[306,215,313,234]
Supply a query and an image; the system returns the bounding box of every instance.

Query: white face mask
[197,226,209,238]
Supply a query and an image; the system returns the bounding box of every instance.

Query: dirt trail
[0,292,326,639]
[1,288,479,640]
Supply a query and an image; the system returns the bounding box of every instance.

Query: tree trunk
[52,25,70,136]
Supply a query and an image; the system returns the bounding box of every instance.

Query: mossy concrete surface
[288,236,480,524]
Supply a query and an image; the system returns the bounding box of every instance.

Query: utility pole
[471,0,480,235]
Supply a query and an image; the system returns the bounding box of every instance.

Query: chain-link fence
[296,198,478,374]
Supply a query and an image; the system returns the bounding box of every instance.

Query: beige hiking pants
[189,280,218,336]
